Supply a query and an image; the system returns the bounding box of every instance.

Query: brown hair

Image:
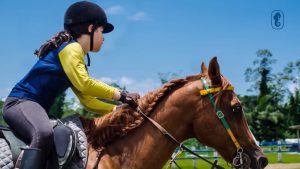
[34,31,72,58]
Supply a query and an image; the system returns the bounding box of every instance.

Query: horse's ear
[208,57,221,85]
[201,62,208,74]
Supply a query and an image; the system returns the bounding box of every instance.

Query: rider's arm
[58,42,118,100]
[72,87,116,115]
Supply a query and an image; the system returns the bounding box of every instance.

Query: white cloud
[105,6,148,21]
[128,11,147,21]
[105,5,124,15]
[288,83,299,93]
[99,76,160,95]
[120,76,135,86]
[99,77,117,84]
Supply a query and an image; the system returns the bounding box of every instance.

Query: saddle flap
[53,124,72,158]
[2,130,27,163]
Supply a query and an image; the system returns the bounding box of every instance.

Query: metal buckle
[216,111,224,119]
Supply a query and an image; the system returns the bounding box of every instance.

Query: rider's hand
[118,91,140,109]
[113,104,129,111]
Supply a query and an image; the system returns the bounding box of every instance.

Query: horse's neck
[101,100,193,169]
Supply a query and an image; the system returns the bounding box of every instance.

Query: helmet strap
[86,53,91,68]
[89,25,97,51]
[87,24,99,67]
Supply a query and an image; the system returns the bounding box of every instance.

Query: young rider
[2,1,140,169]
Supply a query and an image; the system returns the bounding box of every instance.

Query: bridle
[200,77,251,169]
[92,77,251,169]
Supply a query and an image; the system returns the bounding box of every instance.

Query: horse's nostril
[258,156,268,168]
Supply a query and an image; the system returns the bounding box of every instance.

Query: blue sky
[0,0,299,99]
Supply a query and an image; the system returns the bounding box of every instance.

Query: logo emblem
[271,10,284,30]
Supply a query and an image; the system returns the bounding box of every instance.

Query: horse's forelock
[215,75,234,106]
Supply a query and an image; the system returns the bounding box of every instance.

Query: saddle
[0,118,81,169]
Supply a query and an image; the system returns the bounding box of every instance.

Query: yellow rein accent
[227,129,241,149]
[199,85,234,96]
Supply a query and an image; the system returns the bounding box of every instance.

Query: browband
[199,85,234,96]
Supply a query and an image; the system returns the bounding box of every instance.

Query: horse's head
[182,57,268,169]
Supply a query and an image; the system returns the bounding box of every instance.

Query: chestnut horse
[81,57,268,169]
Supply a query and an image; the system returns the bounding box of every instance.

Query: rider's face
[92,26,104,52]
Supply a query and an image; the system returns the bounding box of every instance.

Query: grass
[162,152,300,169]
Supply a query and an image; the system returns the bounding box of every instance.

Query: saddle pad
[0,138,14,169]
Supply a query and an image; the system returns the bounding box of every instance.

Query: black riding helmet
[64,1,114,33]
[64,1,114,66]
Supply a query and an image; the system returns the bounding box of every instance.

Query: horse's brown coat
[82,57,268,169]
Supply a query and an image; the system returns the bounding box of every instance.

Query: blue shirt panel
[9,41,76,112]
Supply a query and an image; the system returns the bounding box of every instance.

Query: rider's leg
[3,97,54,169]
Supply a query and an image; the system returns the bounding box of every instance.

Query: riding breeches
[2,97,54,154]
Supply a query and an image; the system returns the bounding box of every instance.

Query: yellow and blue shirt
[9,40,117,115]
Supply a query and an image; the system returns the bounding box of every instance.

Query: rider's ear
[208,57,221,85]
[201,62,208,74]
[88,24,94,33]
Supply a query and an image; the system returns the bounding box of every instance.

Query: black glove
[119,91,140,109]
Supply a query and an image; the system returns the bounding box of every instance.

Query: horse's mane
[80,75,203,148]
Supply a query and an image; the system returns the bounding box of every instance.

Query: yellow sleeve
[72,87,115,115]
[58,42,117,100]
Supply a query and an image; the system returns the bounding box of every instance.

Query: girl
[2,1,140,169]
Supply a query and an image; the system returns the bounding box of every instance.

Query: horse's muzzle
[257,156,268,169]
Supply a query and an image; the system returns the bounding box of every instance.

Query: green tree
[245,49,276,98]
[49,92,66,119]
[244,49,285,141]
[61,97,80,118]
[286,91,300,125]
[158,72,180,84]
[239,95,258,131]
[281,59,300,126]
[0,99,5,125]
[110,82,126,91]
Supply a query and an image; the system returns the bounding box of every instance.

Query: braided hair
[34,31,72,58]
[34,21,91,58]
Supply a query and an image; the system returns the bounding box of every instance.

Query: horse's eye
[232,105,242,113]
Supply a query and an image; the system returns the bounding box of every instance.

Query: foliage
[158,72,180,84]
[0,99,6,126]
[244,49,277,97]
[280,59,300,126]
[243,49,287,141]
[49,92,66,119]
[242,50,300,141]
[182,138,202,149]
[287,91,300,125]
